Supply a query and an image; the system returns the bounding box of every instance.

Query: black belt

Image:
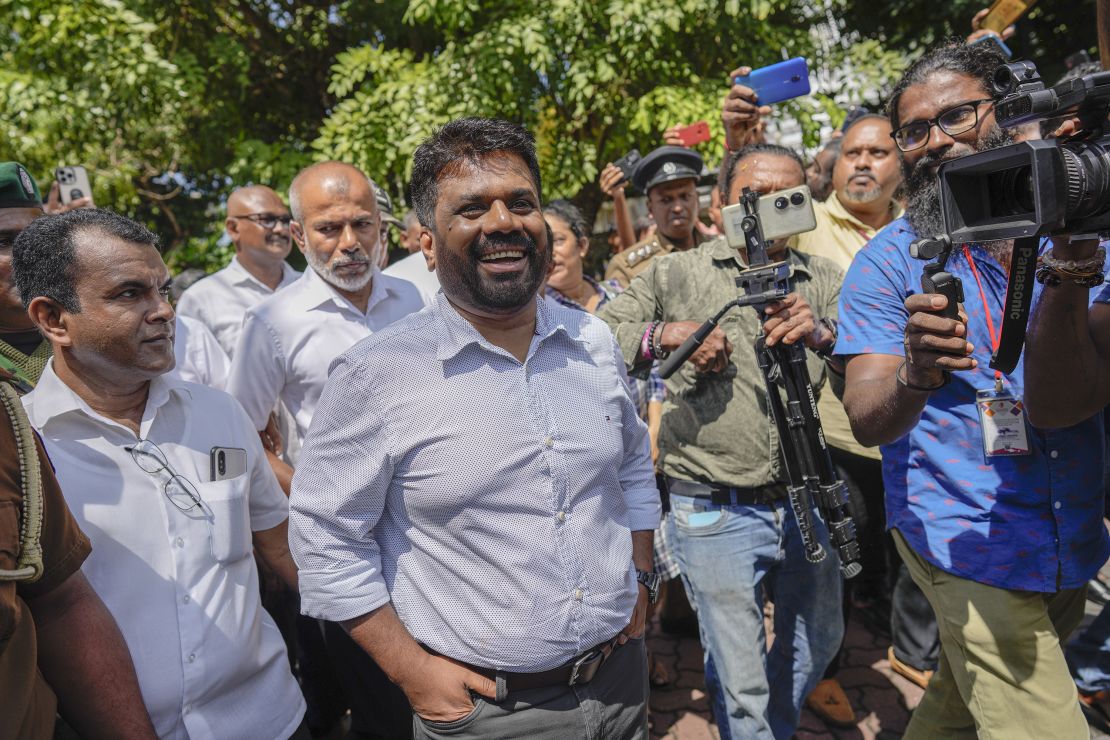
[664,476,786,506]
[434,636,622,693]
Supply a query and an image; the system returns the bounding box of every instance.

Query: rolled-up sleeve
[611,338,661,532]
[288,356,394,621]
[598,265,663,379]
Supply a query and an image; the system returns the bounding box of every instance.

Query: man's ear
[419,228,436,271]
[225,216,240,243]
[290,221,307,255]
[27,296,72,348]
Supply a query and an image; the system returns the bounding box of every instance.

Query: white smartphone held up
[210,446,247,481]
[55,165,93,205]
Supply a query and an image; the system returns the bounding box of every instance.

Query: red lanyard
[962,245,1004,385]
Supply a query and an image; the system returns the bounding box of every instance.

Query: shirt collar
[26,359,192,435]
[823,191,904,235]
[706,235,813,278]
[433,291,579,363]
[227,255,299,290]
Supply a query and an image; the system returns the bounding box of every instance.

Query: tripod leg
[755,339,826,565]
[775,342,862,579]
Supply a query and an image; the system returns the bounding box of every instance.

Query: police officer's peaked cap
[0,162,43,209]
[632,146,704,194]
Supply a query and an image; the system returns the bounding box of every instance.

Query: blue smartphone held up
[733,57,811,105]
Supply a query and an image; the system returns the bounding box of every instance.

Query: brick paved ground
[648,599,1109,740]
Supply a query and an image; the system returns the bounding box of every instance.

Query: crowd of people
[3,6,1110,740]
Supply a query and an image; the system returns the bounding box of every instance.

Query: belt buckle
[567,648,604,686]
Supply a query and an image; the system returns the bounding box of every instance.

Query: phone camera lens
[218,452,225,474]
[790,192,805,206]
[774,197,788,210]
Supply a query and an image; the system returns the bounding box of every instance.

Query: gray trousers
[412,637,648,740]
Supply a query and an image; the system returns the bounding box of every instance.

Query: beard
[306,246,375,292]
[904,126,1016,238]
[436,230,549,312]
[841,174,884,204]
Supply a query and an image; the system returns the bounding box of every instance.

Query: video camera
[937,61,1110,243]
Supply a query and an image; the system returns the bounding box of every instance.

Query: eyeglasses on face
[124,439,203,512]
[232,213,293,230]
[891,99,995,152]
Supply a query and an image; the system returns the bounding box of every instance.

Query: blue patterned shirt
[836,217,1109,593]
[289,293,660,671]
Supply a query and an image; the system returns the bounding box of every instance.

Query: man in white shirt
[227,162,423,449]
[176,185,300,357]
[173,315,230,390]
[12,208,307,740]
[227,161,423,738]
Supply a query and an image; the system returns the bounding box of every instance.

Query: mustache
[848,169,877,183]
[469,231,538,257]
[333,254,371,266]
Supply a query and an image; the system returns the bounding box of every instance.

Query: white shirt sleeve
[288,356,393,622]
[612,337,662,532]
[226,311,286,431]
[194,319,231,391]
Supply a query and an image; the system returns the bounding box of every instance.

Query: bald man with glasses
[176,186,301,357]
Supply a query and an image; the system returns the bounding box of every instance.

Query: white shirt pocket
[198,477,252,564]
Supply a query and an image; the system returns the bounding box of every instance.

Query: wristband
[896,361,947,392]
[651,322,670,360]
[641,323,657,361]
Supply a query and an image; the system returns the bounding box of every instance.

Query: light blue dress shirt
[290,292,660,672]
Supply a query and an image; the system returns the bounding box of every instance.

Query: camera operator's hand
[723,67,771,151]
[599,163,628,199]
[660,321,733,374]
[762,292,829,350]
[902,293,976,386]
[45,180,95,214]
[967,8,1016,44]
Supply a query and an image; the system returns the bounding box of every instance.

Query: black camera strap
[989,236,1040,375]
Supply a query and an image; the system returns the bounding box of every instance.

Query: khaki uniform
[0,380,91,740]
[604,230,707,289]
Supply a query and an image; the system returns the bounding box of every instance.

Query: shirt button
[1054,502,1062,510]
[1050,450,1059,459]
[557,511,567,522]
[183,595,191,604]
[187,652,196,663]
[544,436,554,448]
[573,589,583,601]
[175,537,184,548]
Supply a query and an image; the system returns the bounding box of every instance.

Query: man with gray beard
[226,161,424,739]
[835,41,1103,739]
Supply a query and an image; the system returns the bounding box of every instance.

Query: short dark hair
[887,40,1006,130]
[13,208,160,311]
[842,113,891,134]
[543,200,587,241]
[410,118,542,229]
[720,143,806,201]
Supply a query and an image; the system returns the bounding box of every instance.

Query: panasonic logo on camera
[1008,251,1030,320]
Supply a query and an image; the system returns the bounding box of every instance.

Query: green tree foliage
[0,0,1097,269]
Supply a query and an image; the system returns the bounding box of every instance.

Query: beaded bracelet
[1036,246,1107,288]
[641,322,657,360]
[651,322,670,360]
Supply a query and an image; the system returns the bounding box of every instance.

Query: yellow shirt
[794,193,903,460]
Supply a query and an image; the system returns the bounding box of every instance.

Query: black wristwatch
[636,568,661,604]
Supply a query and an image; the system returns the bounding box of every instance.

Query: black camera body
[936,61,1110,243]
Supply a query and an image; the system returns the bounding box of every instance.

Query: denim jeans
[667,490,844,740]
[1067,601,1110,694]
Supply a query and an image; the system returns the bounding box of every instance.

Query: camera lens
[790,192,805,206]
[774,197,788,210]
[218,452,225,475]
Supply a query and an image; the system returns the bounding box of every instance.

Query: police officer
[605,146,706,288]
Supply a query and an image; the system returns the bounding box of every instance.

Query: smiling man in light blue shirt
[289,118,659,740]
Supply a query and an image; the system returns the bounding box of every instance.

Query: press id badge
[976,384,1030,458]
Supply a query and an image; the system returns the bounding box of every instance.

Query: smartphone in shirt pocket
[205,447,250,564]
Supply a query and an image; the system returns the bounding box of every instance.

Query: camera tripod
[659,188,861,578]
